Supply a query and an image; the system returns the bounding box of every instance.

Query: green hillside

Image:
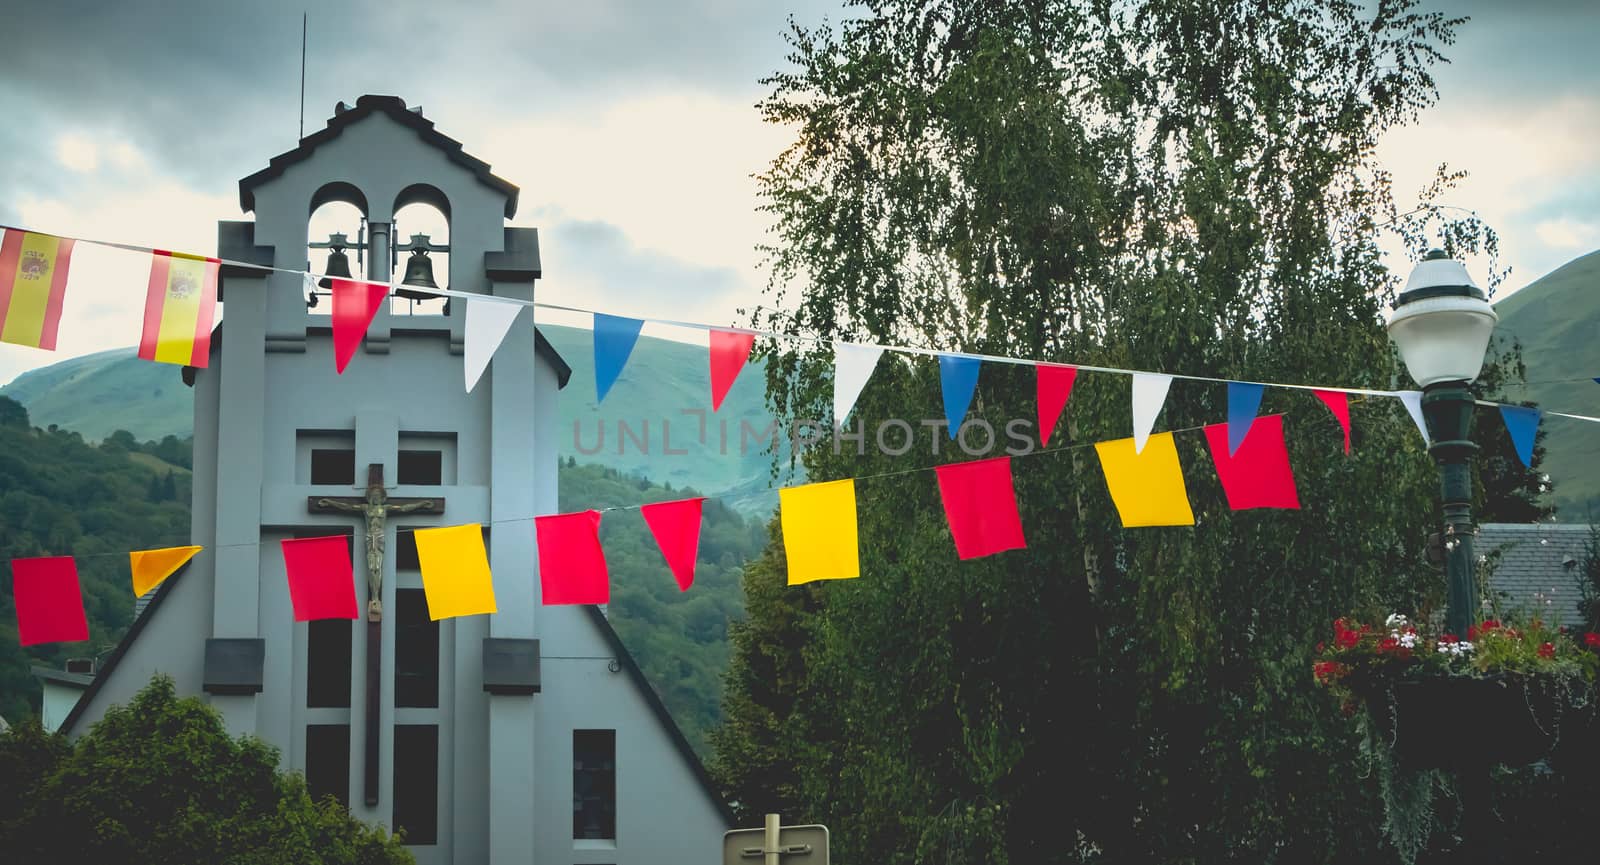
[1494,250,1600,516]
[0,398,762,756]
[0,323,790,509]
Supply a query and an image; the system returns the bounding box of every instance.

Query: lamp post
[1386,249,1498,640]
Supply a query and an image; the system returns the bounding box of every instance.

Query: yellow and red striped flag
[0,230,76,350]
[139,250,218,367]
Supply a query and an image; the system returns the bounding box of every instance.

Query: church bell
[397,246,440,301]
[316,237,354,289]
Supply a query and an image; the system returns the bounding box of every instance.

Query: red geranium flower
[1538,642,1556,659]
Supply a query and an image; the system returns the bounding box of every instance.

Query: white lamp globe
[1386,250,1497,387]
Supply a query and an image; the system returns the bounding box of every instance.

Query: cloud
[1534,217,1600,250]
[539,217,752,330]
[54,135,99,173]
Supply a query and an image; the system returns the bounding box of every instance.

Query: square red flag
[536,510,610,605]
[1202,414,1301,510]
[934,456,1027,560]
[11,556,89,646]
[280,536,360,621]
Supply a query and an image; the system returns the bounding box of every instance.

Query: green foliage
[0,397,192,722]
[0,675,413,864]
[712,2,1575,862]
[559,462,767,755]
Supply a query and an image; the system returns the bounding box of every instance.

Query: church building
[58,95,732,864]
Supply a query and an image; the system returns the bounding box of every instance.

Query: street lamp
[1386,249,1498,639]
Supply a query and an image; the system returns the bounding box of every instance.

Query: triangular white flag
[464,297,525,393]
[833,342,885,427]
[1397,390,1429,445]
[1131,373,1173,454]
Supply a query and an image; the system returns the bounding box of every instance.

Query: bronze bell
[397,246,439,301]
[317,236,354,289]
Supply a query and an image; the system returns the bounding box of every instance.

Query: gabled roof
[238,95,520,218]
[60,562,193,736]
[582,605,735,827]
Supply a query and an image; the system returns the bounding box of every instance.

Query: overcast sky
[1,0,1596,386]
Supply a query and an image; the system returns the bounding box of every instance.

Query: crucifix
[309,463,444,806]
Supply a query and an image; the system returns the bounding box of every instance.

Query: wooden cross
[308,464,444,806]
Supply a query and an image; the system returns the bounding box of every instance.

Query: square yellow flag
[1095,432,1196,527]
[779,478,860,585]
[413,524,497,620]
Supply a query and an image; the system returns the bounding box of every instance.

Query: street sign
[722,823,829,865]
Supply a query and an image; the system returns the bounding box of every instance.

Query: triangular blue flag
[1498,405,1542,468]
[938,354,982,439]
[593,313,644,402]
[1226,382,1265,456]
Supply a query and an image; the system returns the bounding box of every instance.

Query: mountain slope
[1494,250,1600,516]
[1,323,790,509]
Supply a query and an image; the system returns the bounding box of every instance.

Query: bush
[0,675,412,865]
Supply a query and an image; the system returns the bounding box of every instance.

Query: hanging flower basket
[1316,616,1600,770]
[1360,672,1591,769]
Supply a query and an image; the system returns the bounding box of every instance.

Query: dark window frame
[392,724,439,845]
[573,729,617,840]
[310,448,357,486]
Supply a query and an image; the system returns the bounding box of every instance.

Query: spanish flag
[139,250,218,367]
[0,230,75,350]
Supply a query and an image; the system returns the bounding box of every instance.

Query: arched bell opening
[392,185,451,317]
[306,187,368,316]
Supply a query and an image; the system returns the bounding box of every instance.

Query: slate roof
[32,666,94,688]
[238,95,520,218]
[1479,523,1594,625]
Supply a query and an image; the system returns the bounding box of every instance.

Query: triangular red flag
[280,536,359,621]
[1201,414,1301,510]
[640,497,705,591]
[330,278,390,374]
[709,330,756,411]
[536,510,610,605]
[934,456,1027,559]
[11,556,89,646]
[1313,389,1351,454]
[1036,363,1078,447]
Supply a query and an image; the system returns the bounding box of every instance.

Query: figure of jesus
[316,476,435,621]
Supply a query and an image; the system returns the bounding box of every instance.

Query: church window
[311,448,356,485]
[394,588,439,708]
[395,529,420,571]
[397,449,443,485]
[573,729,617,840]
[306,618,353,708]
[305,724,350,807]
[392,724,439,845]
[397,431,457,484]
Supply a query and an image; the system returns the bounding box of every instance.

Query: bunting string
[3,223,1599,424]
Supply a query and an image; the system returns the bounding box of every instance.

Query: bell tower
[60,95,731,865]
